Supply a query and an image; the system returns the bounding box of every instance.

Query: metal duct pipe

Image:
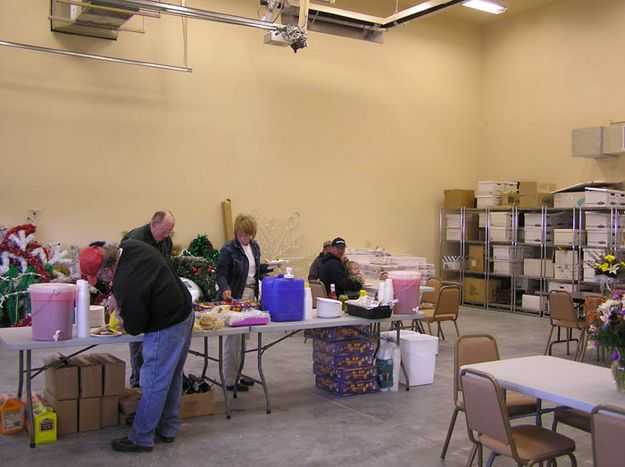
[99,0,280,31]
[0,39,192,72]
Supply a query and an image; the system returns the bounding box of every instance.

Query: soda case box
[312,362,377,383]
[304,325,370,342]
[44,355,79,401]
[314,375,379,397]
[312,350,375,369]
[312,337,377,357]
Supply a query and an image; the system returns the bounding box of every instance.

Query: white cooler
[381,330,438,386]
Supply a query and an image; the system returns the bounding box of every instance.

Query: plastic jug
[0,395,24,434]
[388,271,421,314]
[29,283,76,341]
[261,275,305,322]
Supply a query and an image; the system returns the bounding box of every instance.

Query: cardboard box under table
[180,391,214,419]
[89,353,125,396]
[44,355,79,401]
[68,355,103,399]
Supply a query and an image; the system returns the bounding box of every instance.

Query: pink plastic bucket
[388,271,421,315]
[29,283,76,341]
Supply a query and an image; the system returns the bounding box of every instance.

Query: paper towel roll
[76,280,91,338]
[89,305,105,329]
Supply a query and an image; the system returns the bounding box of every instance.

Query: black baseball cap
[332,237,347,248]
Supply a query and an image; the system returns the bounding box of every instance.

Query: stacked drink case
[309,325,379,396]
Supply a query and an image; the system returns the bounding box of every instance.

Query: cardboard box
[89,353,125,396]
[523,259,554,278]
[518,182,557,195]
[519,192,554,208]
[554,229,585,246]
[180,391,214,419]
[100,396,120,428]
[463,277,500,303]
[500,191,520,207]
[44,356,79,401]
[78,397,101,432]
[444,189,475,209]
[467,245,485,272]
[522,294,545,311]
[119,388,142,415]
[69,355,102,399]
[44,391,77,435]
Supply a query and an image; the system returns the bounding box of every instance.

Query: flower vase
[611,348,625,393]
[597,275,614,296]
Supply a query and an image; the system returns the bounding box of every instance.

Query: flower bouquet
[588,289,625,391]
[588,253,625,294]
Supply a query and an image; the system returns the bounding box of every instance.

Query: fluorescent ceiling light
[462,0,507,15]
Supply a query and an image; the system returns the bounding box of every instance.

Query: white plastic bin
[380,330,438,386]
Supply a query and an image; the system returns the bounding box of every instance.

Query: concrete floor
[0,307,602,466]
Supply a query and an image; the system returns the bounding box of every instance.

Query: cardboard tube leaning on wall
[222,199,233,242]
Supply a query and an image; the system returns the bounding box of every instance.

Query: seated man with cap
[79,239,193,452]
[307,240,332,281]
[318,237,362,297]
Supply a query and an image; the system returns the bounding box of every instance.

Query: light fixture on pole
[462,0,507,15]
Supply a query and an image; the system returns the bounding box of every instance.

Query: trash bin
[380,330,438,386]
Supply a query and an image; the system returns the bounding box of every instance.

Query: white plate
[90,327,122,338]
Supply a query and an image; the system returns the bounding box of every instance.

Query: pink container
[388,271,421,315]
[29,283,76,341]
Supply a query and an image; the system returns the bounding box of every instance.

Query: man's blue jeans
[129,312,194,447]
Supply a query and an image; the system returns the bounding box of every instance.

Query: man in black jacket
[122,210,175,387]
[318,237,362,296]
[80,239,193,452]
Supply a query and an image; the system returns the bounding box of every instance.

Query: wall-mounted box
[602,123,625,156]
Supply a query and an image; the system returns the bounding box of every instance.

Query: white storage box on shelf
[583,247,607,263]
[523,259,554,278]
[493,260,523,275]
[476,196,501,208]
[586,230,611,247]
[489,227,513,242]
[554,229,585,246]
[548,281,575,293]
[584,212,625,230]
[477,181,518,196]
[492,245,532,260]
[554,192,586,208]
[524,212,571,228]
[523,228,554,244]
[585,188,625,208]
[479,212,512,228]
[554,264,581,280]
[446,228,462,241]
[442,256,463,271]
[522,294,545,311]
[380,330,438,386]
[583,267,597,283]
[445,214,462,228]
[555,250,578,266]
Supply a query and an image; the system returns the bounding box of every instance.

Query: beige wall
[0,1,482,269]
[482,0,625,184]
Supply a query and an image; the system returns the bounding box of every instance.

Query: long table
[463,355,625,417]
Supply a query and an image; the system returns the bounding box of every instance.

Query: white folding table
[463,355,625,420]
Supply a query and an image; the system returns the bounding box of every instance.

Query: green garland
[170,235,220,301]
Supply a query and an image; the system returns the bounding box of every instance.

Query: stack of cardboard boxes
[44,353,125,435]
[476,181,518,208]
